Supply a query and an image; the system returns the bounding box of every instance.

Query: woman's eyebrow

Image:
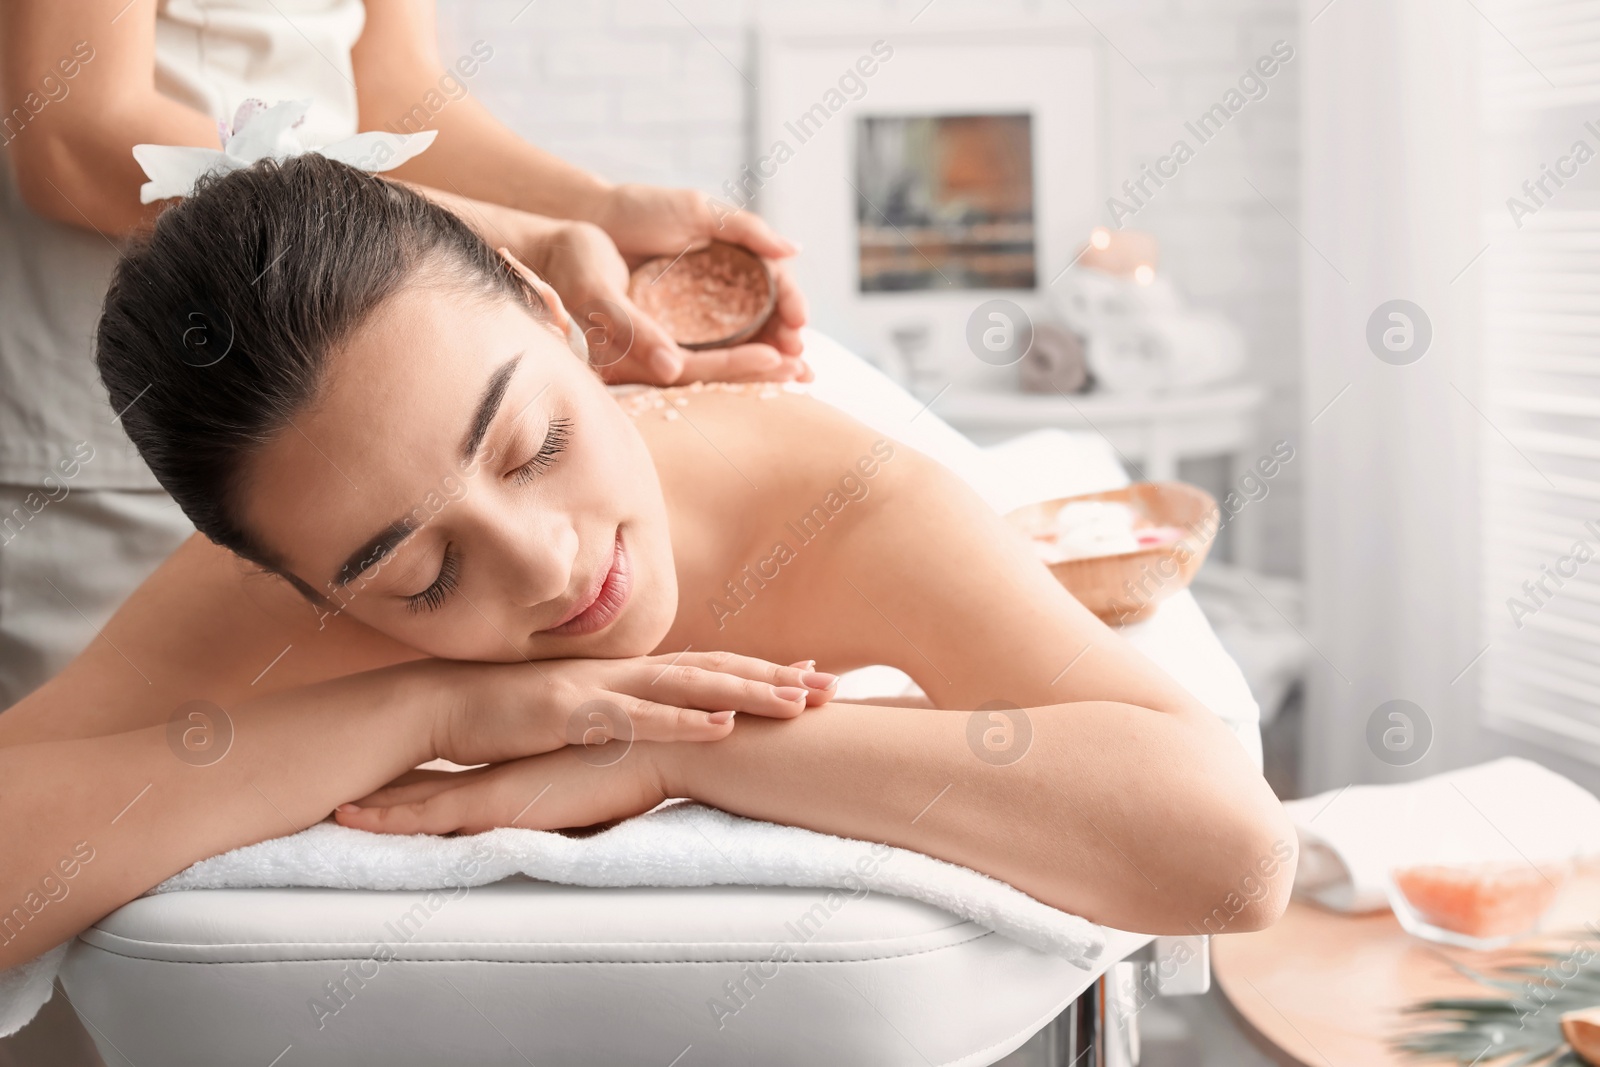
[459,352,523,463]
[331,519,417,591]
[326,351,526,592]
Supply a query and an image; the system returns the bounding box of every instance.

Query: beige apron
[0,0,367,711]
[0,0,365,488]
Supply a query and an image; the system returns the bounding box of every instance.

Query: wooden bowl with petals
[1005,482,1220,624]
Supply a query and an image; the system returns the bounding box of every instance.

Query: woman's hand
[426,652,837,768]
[334,742,673,836]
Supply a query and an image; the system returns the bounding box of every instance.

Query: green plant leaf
[1392,940,1600,1065]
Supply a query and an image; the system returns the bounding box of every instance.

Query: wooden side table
[1212,869,1600,1066]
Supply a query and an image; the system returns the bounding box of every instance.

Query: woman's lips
[546,531,631,637]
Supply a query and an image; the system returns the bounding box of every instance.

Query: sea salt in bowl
[1006,483,1218,623]
[628,241,778,350]
[1386,857,1571,950]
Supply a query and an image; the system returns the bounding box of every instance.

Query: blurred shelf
[937,381,1266,427]
[936,382,1267,474]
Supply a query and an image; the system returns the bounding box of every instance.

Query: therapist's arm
[351,0,808,363]
[0,0,218,234]
[350,1,795,261]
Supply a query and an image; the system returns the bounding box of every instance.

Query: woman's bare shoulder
[649,386,1116,706]
[626,383,928,492]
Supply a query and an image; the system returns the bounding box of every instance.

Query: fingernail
[708,710,734,724]
[650,346,681,381]
[791,659,817,671]
[336,803,361,813]
[802,671,839,689]
[774,686,807,702]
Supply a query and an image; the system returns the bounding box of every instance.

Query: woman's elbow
[1187,795,1298,934]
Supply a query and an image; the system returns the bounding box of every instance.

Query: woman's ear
[494,247,589,361]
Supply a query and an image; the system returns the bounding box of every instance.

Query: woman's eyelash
[405,545,460,614]
[510,416,571,485]
[403,417,569,614]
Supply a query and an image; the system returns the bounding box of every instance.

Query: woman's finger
[563,691,737,745]
[607,695,741,741]
[338,752,662,836]
[634,661,830,720]
[786,659,830,703]
[336,788,479,836]
[337,764,545,836]
[675,650,838,699]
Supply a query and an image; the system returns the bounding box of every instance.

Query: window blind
[1480,0,1600,757]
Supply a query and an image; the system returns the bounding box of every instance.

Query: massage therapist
[0,0,808,718]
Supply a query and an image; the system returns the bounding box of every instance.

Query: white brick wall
[436,0,1303,575]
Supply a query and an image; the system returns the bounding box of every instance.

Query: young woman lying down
[0,155,1293,972]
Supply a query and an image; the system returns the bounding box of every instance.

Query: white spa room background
[7,0,1600,1065]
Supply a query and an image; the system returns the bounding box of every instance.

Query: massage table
[57,334,1262,1066]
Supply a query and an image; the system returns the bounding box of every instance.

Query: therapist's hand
[592,184,809,360]
[519,219,810,387]
[519,220,810,387]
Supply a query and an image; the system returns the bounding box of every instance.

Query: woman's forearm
[0,663,441,970]
[659,701,1296,935]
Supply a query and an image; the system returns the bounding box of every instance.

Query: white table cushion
[64,879,1149,1066]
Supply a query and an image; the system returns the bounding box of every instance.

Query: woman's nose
[485,506,577,610]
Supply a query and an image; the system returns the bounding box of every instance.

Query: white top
[0,0,365,488]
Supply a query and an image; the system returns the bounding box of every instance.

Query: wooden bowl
[1005,482,1220,624]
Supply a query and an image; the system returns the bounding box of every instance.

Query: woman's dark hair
[97,152,545,593]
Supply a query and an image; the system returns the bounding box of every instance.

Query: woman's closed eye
[404,417,573,614]
[405,545,460,614]
[510,416,571,485]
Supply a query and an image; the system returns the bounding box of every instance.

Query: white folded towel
[151,800,1107,961]
[0,802,1108,1038]
[1286,756,1600,913]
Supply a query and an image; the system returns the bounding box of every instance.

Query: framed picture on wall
[755,21,1105,390]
